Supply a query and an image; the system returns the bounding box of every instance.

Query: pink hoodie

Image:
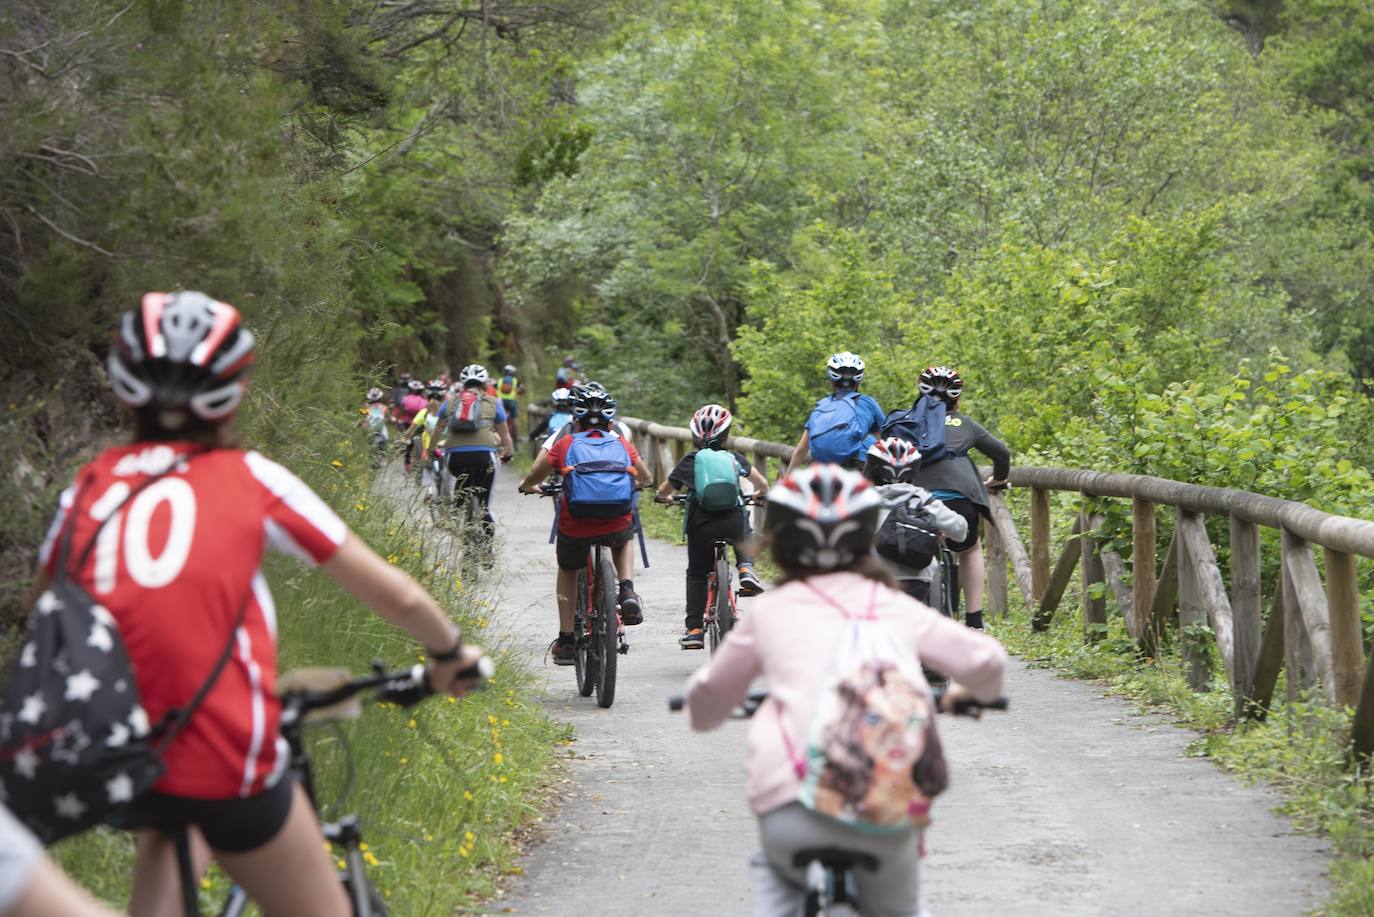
[685,571,1007,816]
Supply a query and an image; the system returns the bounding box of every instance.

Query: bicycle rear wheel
[709,555,735,653]
[594,553,618,708]
[944,550,962,621]
[573,570,595,697]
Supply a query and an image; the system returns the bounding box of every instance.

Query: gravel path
[471,472,1330,916]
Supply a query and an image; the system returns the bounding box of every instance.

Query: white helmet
[458,364,489,387]
[690,404,733,447]
[826,351,865,386]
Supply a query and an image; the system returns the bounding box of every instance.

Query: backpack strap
[802,579,879,621]
[151,592,250,752]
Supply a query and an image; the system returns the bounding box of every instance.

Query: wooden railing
[528,407,1374,761]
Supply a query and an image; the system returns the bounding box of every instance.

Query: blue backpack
[806,392,869,464]
[881,396,958,466]
[562,432,635,518]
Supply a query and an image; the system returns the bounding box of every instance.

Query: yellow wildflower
[493,752,503,765]
[331,460,343,468]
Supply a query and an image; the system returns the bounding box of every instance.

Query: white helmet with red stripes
[108,291,255,423]
[690,404,733,447]
[864,437,922,485]
[765,465,882,571]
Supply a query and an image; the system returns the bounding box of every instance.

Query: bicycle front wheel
[594,554,618,708]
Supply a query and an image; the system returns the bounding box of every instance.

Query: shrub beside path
[481,476,1330,916]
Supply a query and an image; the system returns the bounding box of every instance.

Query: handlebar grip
[668,696,685,712]
[454,654,495,683]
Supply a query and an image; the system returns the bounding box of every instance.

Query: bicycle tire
[945,551,962,621]
[340,869,388,917]
[594,553,618,708]
[710,554,734,653]
[573,570,595,696]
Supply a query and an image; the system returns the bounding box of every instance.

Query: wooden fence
[528,407,1374,761]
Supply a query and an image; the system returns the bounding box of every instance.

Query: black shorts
[123,776,296,853]
[502,399,518,418]
[556,525,634,571]
[941,497,982,553]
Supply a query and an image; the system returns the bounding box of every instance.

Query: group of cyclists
[5,282,1007,917]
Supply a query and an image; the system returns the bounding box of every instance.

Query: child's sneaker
[679,628,705,650]
[737,563,764,596]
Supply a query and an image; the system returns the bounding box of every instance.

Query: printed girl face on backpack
[807,659,938,829]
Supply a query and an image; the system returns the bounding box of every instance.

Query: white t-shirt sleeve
[0,805,42,912]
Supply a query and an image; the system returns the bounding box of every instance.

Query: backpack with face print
[0,468,243,844]
[779,582,948,832]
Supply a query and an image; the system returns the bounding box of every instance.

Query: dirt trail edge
[479,475,1329,916]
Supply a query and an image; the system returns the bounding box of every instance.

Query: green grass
[53,436,565,915]
[999,601,1374,916]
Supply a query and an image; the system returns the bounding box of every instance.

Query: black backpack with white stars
[0,466,243,844]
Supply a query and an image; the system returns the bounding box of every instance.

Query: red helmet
[864,437,922,485]
[690,404,733,447]
[765,465,882,571]
[108,291,255,423]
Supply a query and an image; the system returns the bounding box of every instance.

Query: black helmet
[107,291,256,424]
[572,387,617,427]
[918,365,963,403]
[765,465,882,571]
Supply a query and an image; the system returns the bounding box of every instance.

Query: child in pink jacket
[685,465,1006,917]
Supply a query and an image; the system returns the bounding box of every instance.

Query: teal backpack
[693,448,742,513]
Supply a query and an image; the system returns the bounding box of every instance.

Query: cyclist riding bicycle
[554,356,580,391]
[388,371,412,424]
[654,405,768,649]
[863,438,968,606]
[519,387,652,664]
[28,291,484,916]
[362,386,388,467]
[497,364,522,441]
[398,379,427,473]
[785,352,886,475]
[401,382,448,500]
[535,381,633,456]
[682,465,1006,917]
[888,366,1010,631]
[440,364,514,536]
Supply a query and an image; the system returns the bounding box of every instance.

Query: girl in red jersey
[30,291,485,917]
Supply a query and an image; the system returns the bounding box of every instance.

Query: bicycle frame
[703,540,738,653]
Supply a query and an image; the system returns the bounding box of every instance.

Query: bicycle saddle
[791,847,881,872]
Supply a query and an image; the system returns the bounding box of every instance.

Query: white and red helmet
[765,465,882,571]
[864,437,922,485]
[690,404,733,447]
[108,291,255,423]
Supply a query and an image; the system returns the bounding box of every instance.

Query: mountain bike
[660,492,763,653]
[149,658,490,916]
[668,688,1007,917]
[538,482,626,708]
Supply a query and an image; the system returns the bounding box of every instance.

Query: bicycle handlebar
[282,656,494,717]
[667,687,1007,718]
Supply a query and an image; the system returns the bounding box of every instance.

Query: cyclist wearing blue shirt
[785,352,885,475]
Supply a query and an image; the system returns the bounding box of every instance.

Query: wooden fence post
[1032,515,1084,631]
[1141,531,1179,658]
[753,449,770,532]
[1030,487,1051,602]
[987,528,1009,621]
[1247,586,1286,720]
[1283,529,1333,702]
[986,492,1035,609]
[1229,516,1262,718]
[1282,551,1316,698]
[1100,548,1134,624]
[1323,548,1364,708]
[1353,649,1374,764]
[1080,512,1107,641]
[1177,511,1236,690]
[1132,498,1157,642]
[1176,511,1211,692]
